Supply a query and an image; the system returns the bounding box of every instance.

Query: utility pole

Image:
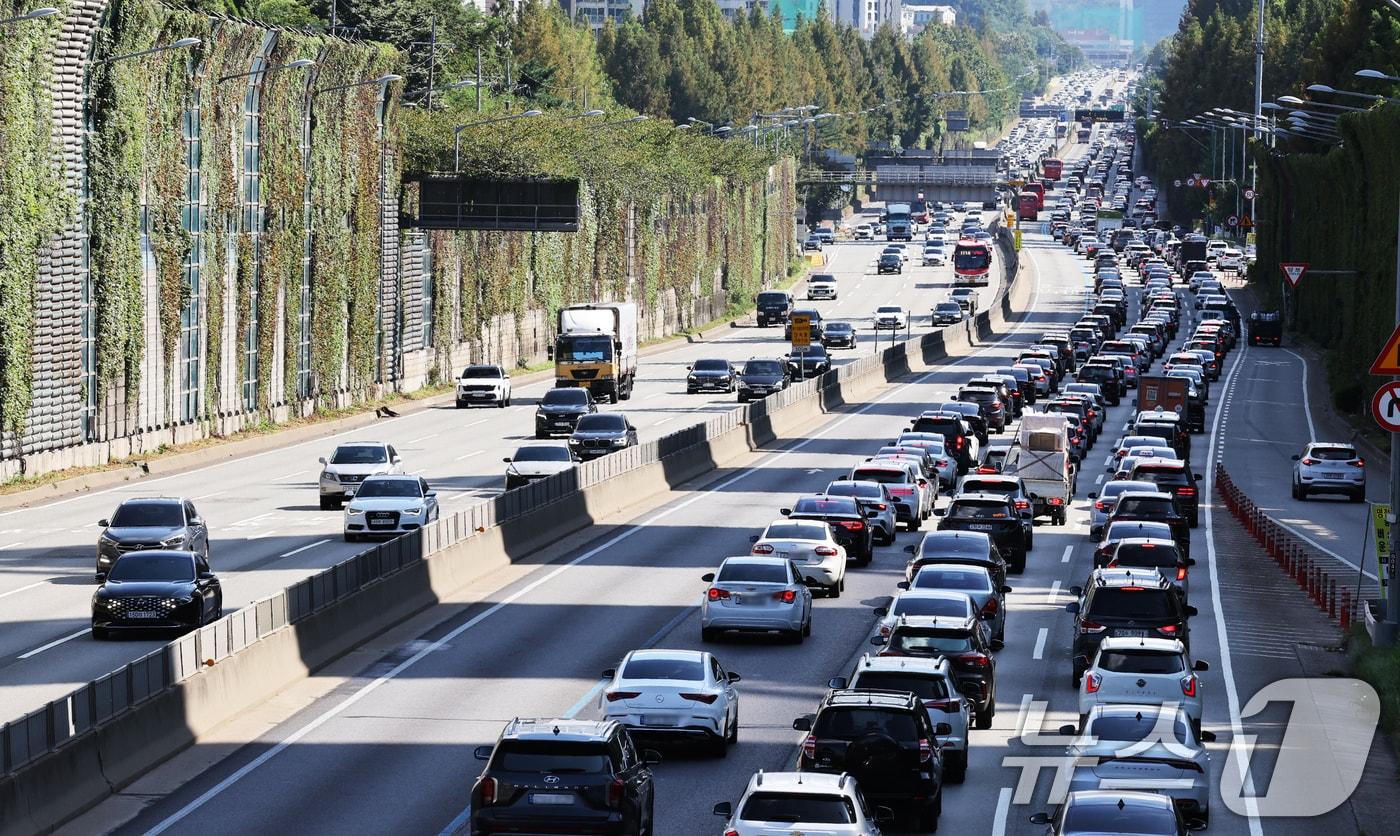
[426,17,436,112]
[1387,187,1400,645]
[329,0,336,38]
[1251,0,1265,228]
[476,46,482,114]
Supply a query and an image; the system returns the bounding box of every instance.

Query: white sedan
[343,474,438,542]
[600,648,740,757]
[872,305,908,330]
[751,519,847,596]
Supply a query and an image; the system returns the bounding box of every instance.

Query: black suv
[1076,363,1121,404]
[535,387,597,438]
[471,718,659,836]
[935,493,1029,572]
[755,290,793,327]
[737,358,790,402]
[909,412,976,473]
[873,615,999,728]
[1065,568,1197,685]
[933,402,988,446]
[786,345,832,380]
[782,495,874,566]
[954,387,1006,434]
[1130,459,1203,527]
[97,497,209,579]
[793,689,947,830]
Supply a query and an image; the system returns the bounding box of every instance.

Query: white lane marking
[453,450,484,462]
[0,579,51,600]
[644,391,666,400]
[279,538,331,559]
[1032,627,1048,660]
[1203,342,1265,836]
[17,628,88,660]
[1046,580,1061,604]
[1060,545,1073,564]
[654,416,677,426]
[142,213,1048,835]
[405,433,439,445]
[227,512,276,528]
[464,418,489,428]
[437,804,472,836]
[991,786,1013,836]
[1094,473,1104,485]
[1280,349,1315,441]
[0,540,27,551]
[1102,455,1113,467]
[273,470,308,483]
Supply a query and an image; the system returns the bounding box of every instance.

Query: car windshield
[961,480,1014,496]
[739,792,855,825]
[1310,446,1357,461]
[1115,498,1174,517]
[913,569,989,591]
[575,414,626,432]
[109,553,194,582]
[1088,713,1190,745]
[826,482,882,500]
[1061,801,1179,833]
[460,366,502,379]
[851,468,908,485]
[1134,466,1189,487]
[541,388,589,406]
[877,306,903,314]
[791,346,828,359]
[494,741,612,774]
[1105,522,1173,542]
[745,361,784,376]
[693,359,729,372]
[763,522,829,541]
[813,708,918,741]
[330,446,388,465]
[757,292,788,305]
[717,561,787,584]
[621,657,704,681]
[851,671,950,701]
[890,631,974,654]
[1098,649,1186,675]
[892,595,970,620]
[512,446,572,463]
[826,323,852,333]
[355,479,422,498]
[110,503,183,528]
[557,334,613,363]
[793,498,858,516]
[936,303,962,313]
[948,501,1011,520]
[1112,543,1181,568]
[1088,588,1176,619]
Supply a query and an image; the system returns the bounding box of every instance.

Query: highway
[0,211,1003,726]
[54,203,1377,836]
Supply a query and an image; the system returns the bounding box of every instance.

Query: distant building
[561,0,643,29]
[769,0,821,30]
[714,0,769,20]
[899,2,955,36]
[832,0,900,35]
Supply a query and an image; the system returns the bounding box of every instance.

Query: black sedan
[91,550,222,639]
[568,413,638,461]
[686,358,736,394]
[877,253,902,274]
[821,321,857,349]
[786,345,832,380]
[737,358,789,402]
[534,387,597,439]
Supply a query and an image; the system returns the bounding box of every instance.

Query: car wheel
[345,533,360,543]
[727,709,739,744]
[710,730,728,759]
[535,430,547,439]
[1351,491,1366,503]
[946,751,968,784]
[1012,555,1027,574]
[975,707,994,729]
[319,496,337,511]
[91,626,108,641]
[908,516,921,532]
[802,617,812,637]
[829,579,843,598]
[701,627,720,643]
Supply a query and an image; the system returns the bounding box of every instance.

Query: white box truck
[550,303,638,403]
[1000,413,1075,525]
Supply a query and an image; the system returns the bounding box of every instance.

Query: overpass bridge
[798,166,1006,205]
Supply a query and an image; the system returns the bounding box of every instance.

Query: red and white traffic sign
[1280,262,1308,288]
[1371,324,1400,375]
[1243,188,1256,200]
[1373,382,1400,432]
[1227,215,1239,227]
[1174,179,1182,187]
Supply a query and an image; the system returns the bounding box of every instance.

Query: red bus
[1022,181,1045,210]
[953,238,992,287]
[1017,191,1039,221]
[1042,157,1064,180]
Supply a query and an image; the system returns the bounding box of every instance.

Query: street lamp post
[97,36,201,64]
[452,108,542,171]
[218,57,314,83]
[0,6,57,25]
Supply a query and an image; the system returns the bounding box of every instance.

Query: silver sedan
[700,557,812,643]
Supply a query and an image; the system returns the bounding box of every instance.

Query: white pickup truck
[1000,413,1076,525]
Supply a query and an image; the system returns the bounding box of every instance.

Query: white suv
[714,771,890,835]
[1292,442,1366,501]
[807,273,838,300]
[1078,636,1207,730]
[318,441,403,509]
[456,364,512,408]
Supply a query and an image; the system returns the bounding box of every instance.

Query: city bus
[1042,157,1063,180]
[953,238,993,287]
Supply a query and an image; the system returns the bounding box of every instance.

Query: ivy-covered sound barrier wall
[85,0,398,425]
[1252,105,1400,413]
[0,0,72,435]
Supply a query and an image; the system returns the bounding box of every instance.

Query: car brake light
[681,692,719,704]
[708,588,731,601]
[1301,457,1319,466]
[957,652,991,668]
[981,597,999,618]
[605,689,641,702]
[752,543,775,555]
[1352,459,1366,468]
[1157,624,1179,635]
[1050,497,1065,506]
[1176,487,1196,497]
[814,546,839,557]
[924,698,960,712]
[725,830,740,836]
[1014,499,1029,510]
[1182,675,1198,698]
[607,777,625,808]
[1084,672,1102,693]
[802,735,816,759]
[918,738,933,763]
[839,520,866,531]
[1080,620,1106,634]
[937,459,949,468]
[774,589,797,603]
[977,466,995,474]
[1176,566,1188,581]
[1094,500,1109,511]
[955,437,965,450]
[479,776,498,805]
[875,502,888,510]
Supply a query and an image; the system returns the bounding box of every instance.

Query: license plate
[529,793,574,806]
[968,524,995,531]
[1323,472,1345,479]
[128,611,160,619]
[472,392,491,398]
[641,715,674,727]
[731,594,743,606]
[1115,629,1148,637]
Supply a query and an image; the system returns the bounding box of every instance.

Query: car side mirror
[873,606,888,617]
[1029,812,1052,825]
[933,508,946,516]
[198,571,215,581]
[1188,557,1198,566]
[903,544,917,554]
[792,715,814,732]
[642,749,663,766]
[874,806,896,825]
[701,573,715,583]
[601,668,616,679]
[828,676,848,689]
[474,745,493,761]
[935,722,953,736]
[1058,723,1078,736]
[1291,454,1300,461]
[865,509,880,519]
[779,508,791,516]
[98,519,110,527]
[1193,473,1203,480]
[686,365,693,371]
[1064,601,1080,614]
[896,581,910,590]
[870,635,888,646]
[748,535,760,543]
[318,457,327,465]
[1001,585,1013,594]
[712,801,732,818]
[1070,585,1083,596]
[1185,605,1199,617]
[546,346,555,360]
[990,638,1005,651]
[1199,730,1217,743]
[190,517,204,527]
[425,491,437,498]
[1087,492,1098,500]
[1194,659,1210,672]
[392,456,402,464]
[726,672,742,684]
[502,457,512,463]
[95,572,107,583]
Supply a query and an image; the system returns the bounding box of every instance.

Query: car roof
[823,689,921,710]
[362,473,420,482]
[1063,789,1178,812]
[951,492,1012,504]
[852,653,952,676]
[720,555,791,568]
[117,496,184,506]
[743,771,855,795]
[892,614,980,632]
[1089,567,1171,589]
[1116,490,1175,501]
[625,648,705,663]
[336,441,388,448]
[502,718,617,742]
[1098,636,1185,653]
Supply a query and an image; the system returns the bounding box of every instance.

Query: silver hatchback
[1292,442,1366,501]
[700,556,812,643]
